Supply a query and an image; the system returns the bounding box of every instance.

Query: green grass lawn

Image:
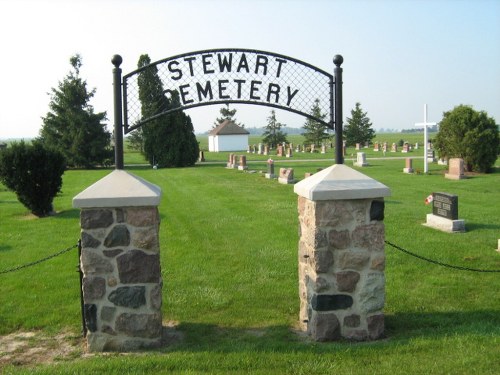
[1,151,499,374]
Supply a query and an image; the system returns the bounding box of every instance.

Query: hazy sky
[0,0,499,139]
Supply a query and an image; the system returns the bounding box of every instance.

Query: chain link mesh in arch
[123,49,334,133]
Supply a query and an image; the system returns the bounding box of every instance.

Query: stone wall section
[298,197,385,341]
[80,206,162,351]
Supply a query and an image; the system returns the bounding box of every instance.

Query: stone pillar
[73,170,162,352]
[294,164,390,341]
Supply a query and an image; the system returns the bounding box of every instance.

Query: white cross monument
[415,104,436,173]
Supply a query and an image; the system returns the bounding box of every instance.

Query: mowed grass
[0,151,499,373]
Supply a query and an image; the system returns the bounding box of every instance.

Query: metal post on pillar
[333,55,344,164]
[112,54,124,170]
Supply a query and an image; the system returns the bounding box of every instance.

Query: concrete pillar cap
[294,164,390,201]
[73,170,162,208]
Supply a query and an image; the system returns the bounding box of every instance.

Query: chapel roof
[209,120,249,136]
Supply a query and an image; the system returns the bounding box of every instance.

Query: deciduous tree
[434,105,499,173]
[0,141,65,217]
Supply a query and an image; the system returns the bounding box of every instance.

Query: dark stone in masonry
[103,249,124,258]
[117,250,160,283]
[108,286,146,309]
[81,232,101,248]
[84,304,97,332]
[370,200,385,221]
[104,225,130,247]
[311,294,353,311]
[81,209,114,229]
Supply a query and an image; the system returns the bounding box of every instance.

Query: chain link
[385,240,500,273]
[0,243,79,275]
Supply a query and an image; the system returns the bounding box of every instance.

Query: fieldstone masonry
[294,164,390,341]
[74,170,162,352]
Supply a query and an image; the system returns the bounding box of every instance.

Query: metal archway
[112,49,343,168]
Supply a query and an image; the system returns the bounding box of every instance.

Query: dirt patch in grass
[0,330,85,369]
[0,322,183,370]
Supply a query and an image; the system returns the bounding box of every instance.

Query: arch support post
[112,55,124,170]
[333,55,344,165]
[294,164,390,341]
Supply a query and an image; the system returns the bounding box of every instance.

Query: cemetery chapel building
[208,120,249,152]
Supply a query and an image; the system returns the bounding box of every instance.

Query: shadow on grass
[463,222,500,231]
[386,310,500,340]
[0,244,12,252]
[157,310,499,353]
[54,209,81,220]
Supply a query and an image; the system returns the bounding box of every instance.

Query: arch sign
[111,49,344,168]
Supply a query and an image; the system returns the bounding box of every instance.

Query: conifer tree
[262,110,288,148]
[302,99,329,147]
[213,103,244,128]
[39,54,112,168]
[137,54,199,167]
[344,102,375,146]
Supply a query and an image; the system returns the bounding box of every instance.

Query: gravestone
[226,153,233,168]
[445,158,466,180]
[424,192,465,232]
[373,142,379,152]
[438,157,448,165]
[403,158,414,174]
[247,145,251,153]
[382,142,388,153]
[258,143,263,155]
[355,143,361,150]
[198,151,205,162]
[402,143,410,153]
[427,149,436,163]
[391,143,397,152]
[286,147,293,158]
[238,155,248,171]
[310,144,315,153]
[265,159,276,179]
[263,145,269,156]
[278,168,294,184]
[415,142,419,150]
[277,145,284,157]
[354,152,368,167]
[321,144,326,154]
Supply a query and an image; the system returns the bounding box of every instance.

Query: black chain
[385,240,500,273]
[0,243,79,275]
